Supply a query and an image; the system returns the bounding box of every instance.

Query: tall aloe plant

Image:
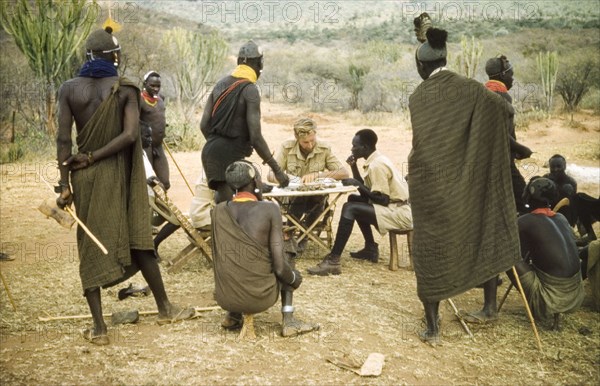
[537,51,559,113]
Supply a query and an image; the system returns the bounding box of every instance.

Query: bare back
[518,213,580,277]
[57,75,141,176]
[225,200,289,277]
[226,200,280,247]
[59,76,128,131]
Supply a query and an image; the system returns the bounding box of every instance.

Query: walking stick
[37,306,220,322]
[446,298,475,341]
[63,206,108,255]
[163,142,194,196]
[497,283,513,312]
[0,269,17,311]
[39,174,108,255]
[512,266,543,351]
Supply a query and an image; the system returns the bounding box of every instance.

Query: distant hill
[141,0,600,43]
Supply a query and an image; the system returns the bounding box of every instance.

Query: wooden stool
[388,229,413,271]
[239,313,256,340]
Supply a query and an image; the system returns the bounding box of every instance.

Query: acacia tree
[0,0,97,135]
[161,28,228,130]
[556,59,598,117]
[346,63,370,110]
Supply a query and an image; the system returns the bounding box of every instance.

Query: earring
[113,53,119,67]
[254,188,260,194]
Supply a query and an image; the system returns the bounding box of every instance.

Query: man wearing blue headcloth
[56,27,194,345]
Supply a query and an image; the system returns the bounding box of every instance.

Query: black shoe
[297,238,308,253]
[350,244,379,263]
[118,283,151,300]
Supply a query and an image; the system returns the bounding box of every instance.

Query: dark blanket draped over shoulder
[211,203,279,314]
[71,77,153,291]
[207,79,251,138]
[408,71,521,303]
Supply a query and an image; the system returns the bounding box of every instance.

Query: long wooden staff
[163,142,194,196]
[39,174,108,255]
[37,306,220,322]
[512,266,543,351]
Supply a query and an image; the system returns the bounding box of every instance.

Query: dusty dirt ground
[0,102,599,385]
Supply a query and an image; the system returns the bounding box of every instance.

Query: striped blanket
[211,203,280,314]
[408,70,521,302]
[72,78,153,291]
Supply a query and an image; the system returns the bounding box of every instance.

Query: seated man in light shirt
[268,118,349,246]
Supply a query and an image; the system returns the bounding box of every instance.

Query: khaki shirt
[363,150,409,202]
[275,139,344,177]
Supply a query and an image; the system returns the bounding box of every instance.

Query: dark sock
[331,217,354,256]
[357,220,375,246]
[154,223,180,249]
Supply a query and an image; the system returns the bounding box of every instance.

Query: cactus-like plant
[0,0,98,135]
[455,35,482,79]
[537,51,559,112]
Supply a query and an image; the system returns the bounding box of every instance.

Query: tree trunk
[45,84,56,137]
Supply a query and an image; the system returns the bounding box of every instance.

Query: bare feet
[419,330,441,347]
[281,316,320,337]
[157,304,195,325]
[461,310,498,324]
[82,328,109,346]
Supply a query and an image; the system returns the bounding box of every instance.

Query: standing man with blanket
[57,27,194,345]
[408,28,521,345]
[201,41,289,203]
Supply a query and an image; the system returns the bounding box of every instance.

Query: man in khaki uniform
[268,118,348,241]
[308,129,412,275]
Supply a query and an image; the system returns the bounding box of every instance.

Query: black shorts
[202,135,252,190]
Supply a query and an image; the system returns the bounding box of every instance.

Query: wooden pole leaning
[446,298,475,341]
[39,174,108,255]
[497,283,514,312]
[0,269,17,311]
[163,142,194,196]
[512,266,543,352]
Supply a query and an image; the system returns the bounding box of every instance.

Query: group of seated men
[145,115,597,341]
[141,41,597,342]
